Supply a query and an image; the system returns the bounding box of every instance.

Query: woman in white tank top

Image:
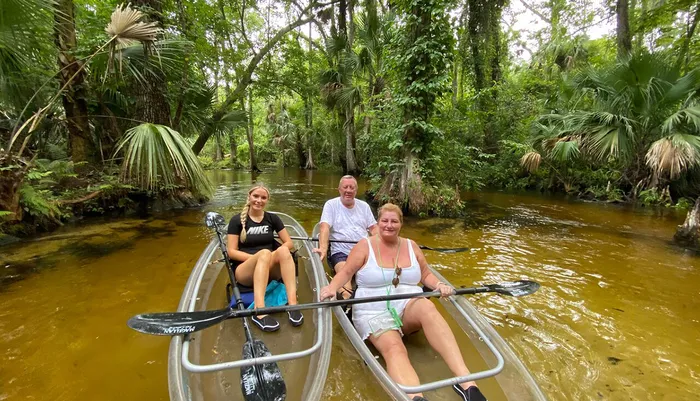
[319,204,487,401]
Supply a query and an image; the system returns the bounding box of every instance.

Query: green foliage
[390,0,454,158]
[115,123,213,197]
[638,188,673,207]
[18,183,64,226]
[674,197,694,209]
[528,54,700,198]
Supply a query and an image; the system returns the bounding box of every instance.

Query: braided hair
[239,184,271,243]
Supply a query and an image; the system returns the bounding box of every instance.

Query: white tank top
[353,237,424,320]
[356,237,422,288]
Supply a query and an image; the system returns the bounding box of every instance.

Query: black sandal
[251,315,280,332]
[452,384,487,401]
[287,310,304,327]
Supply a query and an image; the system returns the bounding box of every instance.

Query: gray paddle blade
[204,212,226,229]
[241,339,286,401]
[488,280,540,297]
[127,308,233,335]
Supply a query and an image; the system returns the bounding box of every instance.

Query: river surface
[1,169,698,401]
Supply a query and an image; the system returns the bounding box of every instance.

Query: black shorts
[328,252,349,271]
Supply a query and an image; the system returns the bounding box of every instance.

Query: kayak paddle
[207,212,286,401]
[285,235,470,253]
[127,212,286,401]
[128,280,539,336]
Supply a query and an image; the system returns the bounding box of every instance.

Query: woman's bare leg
[234,249,272,312]
[402,298,478,390]
[370,331,424,398]
[271,246,297,305]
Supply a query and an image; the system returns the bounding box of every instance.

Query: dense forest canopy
[1,0,699,240]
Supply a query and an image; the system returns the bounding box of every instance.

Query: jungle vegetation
[1,0,699,243]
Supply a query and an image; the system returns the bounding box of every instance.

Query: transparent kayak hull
[167,213,332,401]
[312,224,548,401]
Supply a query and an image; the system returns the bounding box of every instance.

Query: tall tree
[378,0,453,211]
[676,2,700,72]
[341,0,359,175]
[617,0,632,59]
[132,0,172,125]
[54,0,93,163]
[191,1,330,155]
[245,90,260,172]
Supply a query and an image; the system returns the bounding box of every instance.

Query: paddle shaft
[214,229,255,342]
[229,286,490,318]
[212,226,285,401]
[284,235,470,253]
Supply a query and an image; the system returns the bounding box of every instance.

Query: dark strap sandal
[452,384,487,401]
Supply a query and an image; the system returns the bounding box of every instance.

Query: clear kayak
[312,224,548,401]
[167,213,332,401]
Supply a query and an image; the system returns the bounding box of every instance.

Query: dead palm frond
[105,4,162,74]
[105,4,161,46]
[521,151,542,173]
[646,134,700,179]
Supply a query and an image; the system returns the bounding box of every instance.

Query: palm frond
[646,134,700,179]
[114,123,213,196]
[586,126,632,161]
[106,4,161,46]
[550,138,580,162]
[521,151,542,173]
[210,110,247,133]
[662,105,700,134]
[335,85,361,109]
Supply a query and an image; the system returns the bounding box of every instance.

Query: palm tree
[523,54,700,196]
[1,4,161,221]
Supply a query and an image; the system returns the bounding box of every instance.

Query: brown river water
[1,169,698,401]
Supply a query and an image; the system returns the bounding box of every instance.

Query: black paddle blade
[241,339,286,401]
[419,246,471,253]
[487,280,540,297]
[127,308,234,336]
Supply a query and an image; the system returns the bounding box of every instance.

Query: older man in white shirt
[313,175,377,298]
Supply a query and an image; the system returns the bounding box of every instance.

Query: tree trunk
[338,0,359,174]
[0,155,28,222]
[305,146,316,169]
[616,0,632,59]
[304,23,316,170]
[172,0,194,131]
[674,196,700,248]
[214,134,223,161]
[245,91,260,172]
[54,0,93,164]
[296,131,306,168]
[675,3,700,73]
[229,130,237,166]
[344,105,359,174]
[132,0,171,126]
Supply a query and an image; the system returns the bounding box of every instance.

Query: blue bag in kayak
[231,281,288,309]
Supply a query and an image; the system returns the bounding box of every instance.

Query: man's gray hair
[338,175,357,186]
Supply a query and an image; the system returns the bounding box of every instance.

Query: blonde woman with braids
[226,184,302,332]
